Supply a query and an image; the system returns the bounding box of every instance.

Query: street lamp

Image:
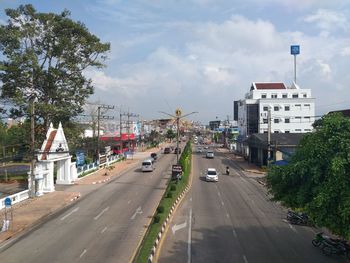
[159,109,198,164]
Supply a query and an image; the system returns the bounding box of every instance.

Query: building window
[304,116,311,122]
[304,129,311,132]
[274,131,279,133]
[263,131,268,134]
[271,94,277,98]
[302,93,307,98]
[261,94,267,98]
[304,104,310,110]
[274,119,279,123]
[292,94,298,98]
[274,106,279,111]
[295,104,301,110]
[295,129,302,132]
[282,94,288,98]
[285,130,290,133]
[263,106,268,111]
[263,118,268,124]
[285,105,290,111]
[295,116,301,122]
[285,118,290,123]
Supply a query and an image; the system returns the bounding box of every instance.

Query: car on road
[163,147,171,154]
[197,147,203,153]
[206,151,214,158]
[206,168,218,182]
[142,159,155,172]
[150,152,158,161]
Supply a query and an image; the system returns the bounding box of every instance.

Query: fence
[0,190,29,210]
[76,155,122,177]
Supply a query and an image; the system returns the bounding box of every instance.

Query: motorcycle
[312,232,343,248]
[226,167,230,175]
[286,210,309,225]
[322,238,350,259]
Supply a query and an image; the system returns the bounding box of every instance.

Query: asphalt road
[0,148,178,263]
[158,147,346,263]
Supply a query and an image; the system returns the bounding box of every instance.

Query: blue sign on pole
[76,151,85,166]
[5,197,12,207]
[291,45,300,55]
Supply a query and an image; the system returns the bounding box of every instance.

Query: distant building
[234,82,315,137]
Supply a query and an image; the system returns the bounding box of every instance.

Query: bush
[166,192,173,198]
[157,206,165,214]
[170,184,176,191]
[153,215,160,223]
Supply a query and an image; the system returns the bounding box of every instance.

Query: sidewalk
[0,145,165,245]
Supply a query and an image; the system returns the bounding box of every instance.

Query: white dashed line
[79,249,87,258]
[101,226,108,233]
[243,255,248,263]
[61,207,79,221]
[94,207,109,220]
[232,229,238,238]
[288,224,297,233]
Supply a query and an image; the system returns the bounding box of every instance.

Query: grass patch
[135,141,192,263]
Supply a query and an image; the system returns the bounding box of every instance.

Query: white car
[142,159,155,172]
[206,151,214,158]
[206,168,218,182]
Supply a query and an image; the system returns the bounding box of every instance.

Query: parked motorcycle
[226,166,230,175]
[286,210,309,225]
[322,238,350,259]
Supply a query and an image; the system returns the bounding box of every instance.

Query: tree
[165,129,176,141]
[266,113,350,239]
[0,4,110,132]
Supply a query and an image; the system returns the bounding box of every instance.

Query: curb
[70,193,81,202]
[148,185,191,262]
[92,177,111,185]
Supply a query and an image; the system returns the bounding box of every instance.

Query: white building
[234,82,315,137]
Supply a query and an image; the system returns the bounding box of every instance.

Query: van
[142,159,154,172]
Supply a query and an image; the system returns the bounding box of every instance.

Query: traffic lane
[216,155,344,263]
[159,153,243,263]
[0,153,176,263]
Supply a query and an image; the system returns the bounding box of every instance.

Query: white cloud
[303,9,349,32]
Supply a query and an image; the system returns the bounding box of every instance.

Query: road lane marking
[243,255,248,263]
[288,224,297,233]
[232,229,238,238]
[172,221,187,234]
[94,207,109,220]
[61,207,79,221]
[79,249,87,258]
[187,208,192,263]
[221,201,224,206]
[226,213,230,218]
[127,200,131,204]
[131,206,143,220]
[101,226,108,233]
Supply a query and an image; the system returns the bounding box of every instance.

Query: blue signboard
[5,197,12,207]
[76,151,85,166]
[291,45,300,55]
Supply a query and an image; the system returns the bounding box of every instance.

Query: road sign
[4,197,12,207]
[291,45,300,55]
[172,164,183,180]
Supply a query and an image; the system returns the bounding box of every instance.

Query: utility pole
[267,108,272,165]
[97,104,114,160]
[120,110,139,152]
[30,97,36,198]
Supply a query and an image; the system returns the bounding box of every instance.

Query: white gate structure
[28,122,77,196]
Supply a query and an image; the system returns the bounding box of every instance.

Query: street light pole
[159,109,198,164]
[30,97,36,198]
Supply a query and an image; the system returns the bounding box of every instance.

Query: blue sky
[1,0,350,122]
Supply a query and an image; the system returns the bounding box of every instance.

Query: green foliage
[170,184,176,191]
[153,215,160,224]
[267,113,350,238]
[165,129,176,140]
[166,192,173,198]
[157,205,164,214]
[0,4,110,135]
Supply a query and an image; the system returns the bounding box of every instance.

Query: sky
[1,0,350,123]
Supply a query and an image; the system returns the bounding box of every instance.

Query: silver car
[206,151,214,158]
[206,168,218,182]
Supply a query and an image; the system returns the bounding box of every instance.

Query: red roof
[41,130,57,160]
[255,83,286,90]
